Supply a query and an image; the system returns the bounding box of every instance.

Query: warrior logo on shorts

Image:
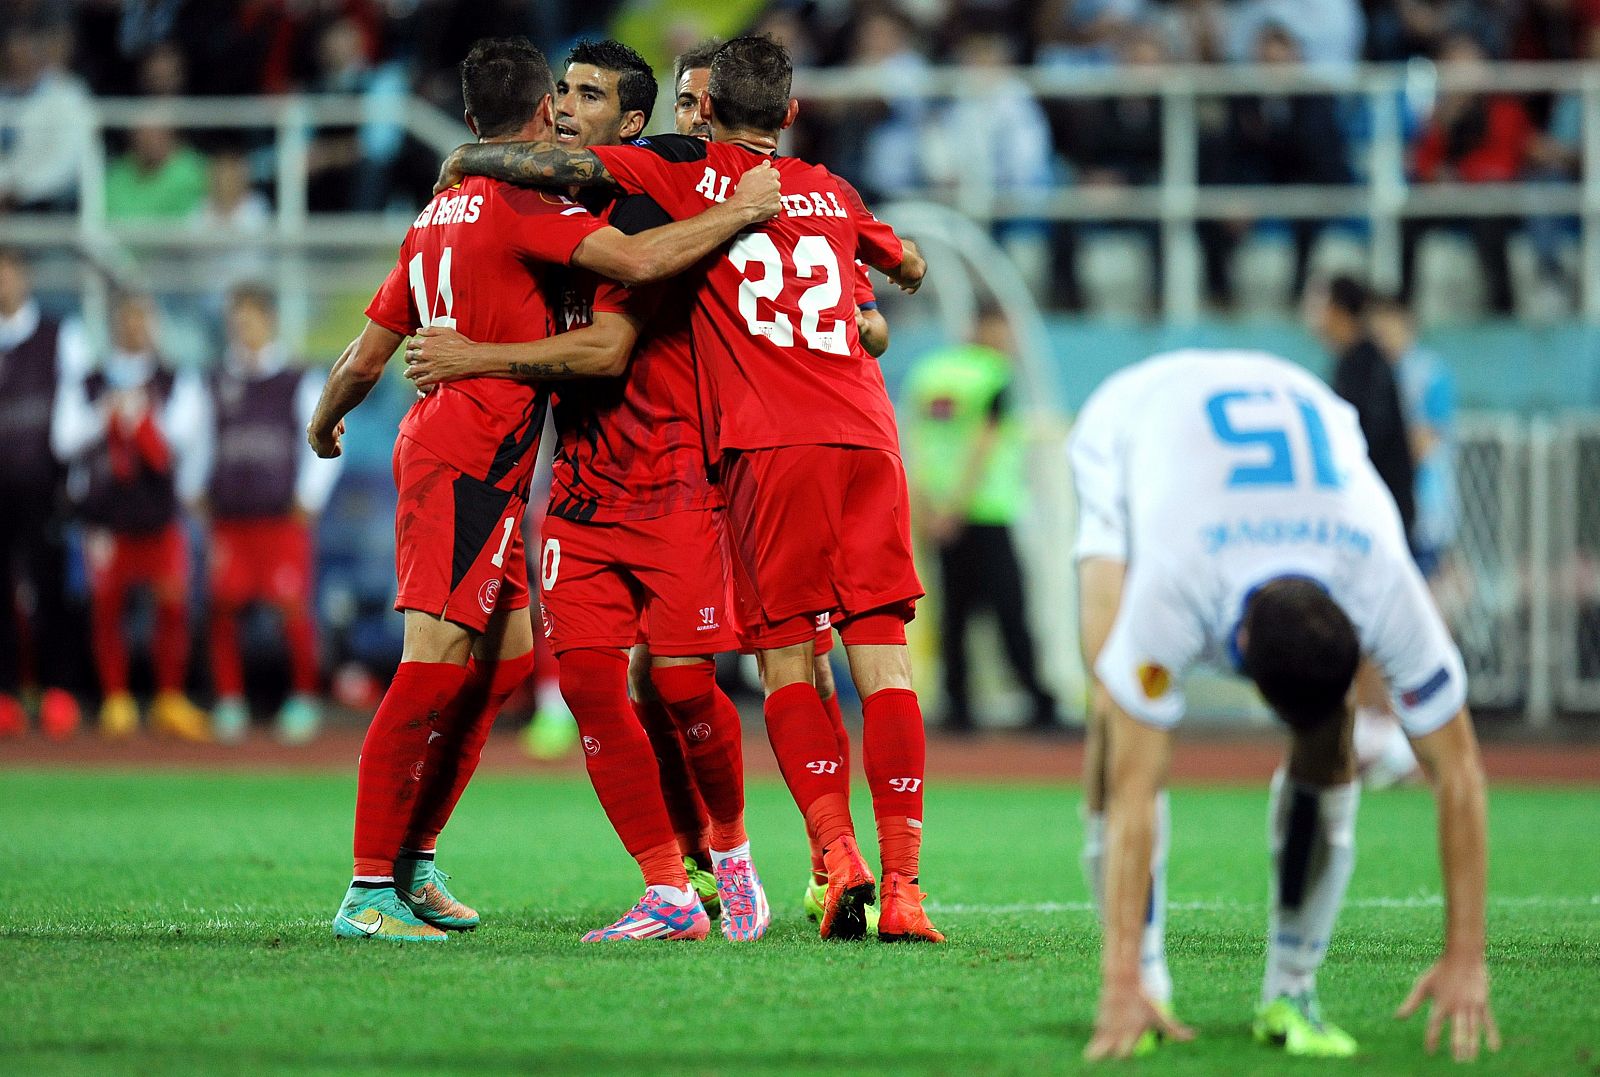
[582,735,600,757]
[478,578,501,615]
[687,722,712,743]
[540,604,554,638]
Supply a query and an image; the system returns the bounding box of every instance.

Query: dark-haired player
[306,36,780,943]
[434,34,940,943]
[406,38,770,943]
[1071,350,1496,1062]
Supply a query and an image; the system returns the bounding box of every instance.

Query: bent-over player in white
[1072,350,1496,1062]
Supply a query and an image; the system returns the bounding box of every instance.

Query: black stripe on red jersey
[449,474,516,592]
[547,492,601,523]
[484,394,550,488]
[625,133,709,162]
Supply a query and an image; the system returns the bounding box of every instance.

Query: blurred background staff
[67,292,210,741]
[903,305,1058,734]
[0,247,89,740]
[1369,293,1459,584]
[1307,274,1417,544]
[196,285,341,746]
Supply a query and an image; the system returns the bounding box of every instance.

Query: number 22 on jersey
[1205,388,1343,490]
[728,233,848,355]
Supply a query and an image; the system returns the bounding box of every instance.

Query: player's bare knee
[844,643,912,697]
[759,641,815,694]
[813,653,837,701]
[627,644,656,703]
[401,609,476,666]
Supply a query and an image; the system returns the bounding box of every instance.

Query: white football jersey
[1070,349,1466,737]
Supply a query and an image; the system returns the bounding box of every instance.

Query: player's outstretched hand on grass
[726,162,783,225]
[405,326,479,389]
[1396,953,1500,1062]
[1084,984,1195,1061]
[307,419,344,459]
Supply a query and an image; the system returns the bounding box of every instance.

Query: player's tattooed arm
[434,141,613,194]
[307,321,404,458]
[404,318,642,388]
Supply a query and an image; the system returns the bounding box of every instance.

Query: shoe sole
[878,928,945,943]
[819,881,875,940]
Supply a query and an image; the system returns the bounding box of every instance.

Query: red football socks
[210,605,246,699]
[151,594,189,693]
[812,690,853,879]
[863,687,926,878]
[560,648,685,886]
[403,650,534,852]
[283,606,321,696]
[632,695,711,862]
[352,660,470,878]
[650,661,747,851]
[764,682,853,851]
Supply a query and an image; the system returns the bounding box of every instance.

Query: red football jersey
[546,193,719,523]
[591,136,905,455]
[854,261,878,308]
[366,176,607,490]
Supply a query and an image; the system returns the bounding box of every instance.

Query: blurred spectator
[1197,22,1352,309]
[902,305,1058,733]
[0,20,93,211]
[1365,1,1507,61]
[196,285,339,745]
[1055,22,1169,311]
[1523,23,1596,312]
[1369,294,1459,580]
[105,123,209,221]
[1034,0,1149,66]
[1306,274,1417,540]
[306,16,412,211]
[1400,31,1531,316]
[190,149,274,314]
[1226,0,1366,65]
[925,30,1056,293]
[0,247,89,739]
[137,40,186,96]
[832,6,931,202]
[68,293,210,741]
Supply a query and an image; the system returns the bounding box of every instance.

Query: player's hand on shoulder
[404,326,477,389]
[434,145,469,195]
[1396,951,1500,1062]
[727,162,782,224]
[307,419,344,459]
[1085,983,1194,1061]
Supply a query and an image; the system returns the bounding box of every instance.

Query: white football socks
[1083,790,1173,1005]
[1263,768,1359,1004]
[647,884,694,907]
[710,841,751,870]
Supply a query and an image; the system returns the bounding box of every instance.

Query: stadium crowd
[2,1,1595,314]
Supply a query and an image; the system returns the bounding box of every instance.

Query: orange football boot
[818,834,876,941]
[876,872,945,943]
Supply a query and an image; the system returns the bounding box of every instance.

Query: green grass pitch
[3,768,1596,1075]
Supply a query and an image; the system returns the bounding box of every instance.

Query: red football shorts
[212,515,313,608]
[392,434,529,634]
[538,507,737,657]
[86,523,188,600]
[721,445,923,650]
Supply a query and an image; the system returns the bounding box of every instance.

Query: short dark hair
[460,37,553,140]
[709,34,792,133]
[228,282,276,317]
[1239,577,1360,732]
[1326,274,1369,319]
[674,37,722,85]
[566,39,656,127]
